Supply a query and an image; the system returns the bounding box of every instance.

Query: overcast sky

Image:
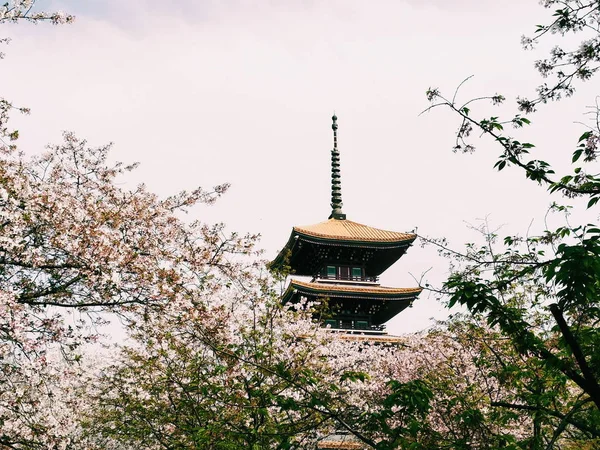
[2,0,598,333]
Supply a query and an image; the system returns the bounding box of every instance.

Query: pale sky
[2,0,598,333]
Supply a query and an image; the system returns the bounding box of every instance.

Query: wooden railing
[323,320,386,332]
[315,274,379,283]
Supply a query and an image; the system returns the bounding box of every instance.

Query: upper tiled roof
[294,219,415,243]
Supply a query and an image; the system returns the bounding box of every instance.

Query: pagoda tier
[271,114,420,340]
[270,218,416,277]
[283,280,421,330]
[270,115,422,450]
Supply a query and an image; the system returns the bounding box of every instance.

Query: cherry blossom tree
[0,130,264,447]
[411,316,600,449]
[2,11,261,447]
[88,293,581,449]
[85,296,329,449]
[1,9,259,441]
[83,293,435,449]
[6,2,599,448]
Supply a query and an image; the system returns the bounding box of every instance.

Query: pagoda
[270,115,421,341]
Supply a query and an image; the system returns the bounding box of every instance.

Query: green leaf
[340,371,371,383]
[578,131,592,143]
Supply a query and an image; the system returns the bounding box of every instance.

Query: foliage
[89,303,598,449]
[9,1,600,449]
[84,288,440,449]
[424,0,600,448]
[0,16,259,442]
[0,132,262,448]
[85,293,330,449]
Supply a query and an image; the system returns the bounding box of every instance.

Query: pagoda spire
[329,114,346,220]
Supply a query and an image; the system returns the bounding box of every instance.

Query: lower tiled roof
[334,333,404,344]
[290,280,422,296]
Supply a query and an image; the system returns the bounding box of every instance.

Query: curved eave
[269,231,298,271]
[269,229,416,272]
[293,230,416,249]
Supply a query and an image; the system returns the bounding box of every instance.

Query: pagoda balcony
[313,274,379,283]
[323,319,386,333]
[325,327,388,336]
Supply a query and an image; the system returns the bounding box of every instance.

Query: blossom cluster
[0,1,73,24]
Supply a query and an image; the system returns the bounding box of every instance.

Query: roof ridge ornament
[329,114,346,220]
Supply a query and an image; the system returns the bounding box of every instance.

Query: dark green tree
[425,1,600,447]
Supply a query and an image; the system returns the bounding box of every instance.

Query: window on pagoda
[355,320,368,330]
[339,266,350,280]
[322,265,365,281]
[324,319,338,328]
[326,266,336,278]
